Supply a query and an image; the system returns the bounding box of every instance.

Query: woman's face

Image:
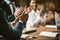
[45,11,54,17]
[47,11,54,15]
[30,0,37,10]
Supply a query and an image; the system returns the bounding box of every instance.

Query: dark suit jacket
[0,1,15,22]
[0,8,23,40]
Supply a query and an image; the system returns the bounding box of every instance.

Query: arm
[7,14,15,22]
[0,8,11,34]
[7,6,24,22]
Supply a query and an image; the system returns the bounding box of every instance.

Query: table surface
[23,25,59,40]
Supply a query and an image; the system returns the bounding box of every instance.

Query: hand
[55,12,60,21]
[38,5,44,16]
[14,6,24,17]
[24,7,32,14]
[55,12,59,18]
[23,6,27,13]
[19,14,28,23]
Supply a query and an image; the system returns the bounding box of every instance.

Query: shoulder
[0,8,6,22]
[0,8,5,13]
[0,8,6,16]
[0,8,4,14]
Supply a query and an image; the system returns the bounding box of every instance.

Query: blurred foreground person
[0,6,28,40]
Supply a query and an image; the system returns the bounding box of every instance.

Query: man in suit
[1,0,21,22]
[1,0,24,29]
[0,0,26,40]
[0,7,27,40]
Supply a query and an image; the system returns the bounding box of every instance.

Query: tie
[9,2,15,14]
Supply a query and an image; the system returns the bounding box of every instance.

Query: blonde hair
[45,2,55,11]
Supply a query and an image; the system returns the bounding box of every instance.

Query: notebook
[22,28,36,34]
[21,34,29,38]
[45,25,57,28]
[39,31,58,38]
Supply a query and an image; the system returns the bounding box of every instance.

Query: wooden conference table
[22,25,60,40]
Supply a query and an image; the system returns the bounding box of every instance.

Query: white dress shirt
[26,10,41,28]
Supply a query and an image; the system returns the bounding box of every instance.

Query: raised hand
[38,5,44,16]
[19,14,28,23]
[24,6,32,14]
[14,6,24,17]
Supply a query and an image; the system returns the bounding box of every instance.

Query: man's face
[30,0,37,10]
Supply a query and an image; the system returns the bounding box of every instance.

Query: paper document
[22,28,36,33]
[21,34,29,38]
[39,31,58,37]
[45,25,57,28]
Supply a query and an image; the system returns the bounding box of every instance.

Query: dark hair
[26,0,31,7]
[26,0,37,7]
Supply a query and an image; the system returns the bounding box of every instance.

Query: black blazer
[0,1,15,22]
[0,8,23,40]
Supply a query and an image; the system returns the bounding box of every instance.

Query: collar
[31,10,38,13]
[4,0,11,4]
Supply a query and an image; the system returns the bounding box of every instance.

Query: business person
[0,7,28,40]
[44,10,55,25]
[0,0,27,40]
[25,0,41,29]
[0,0,21,22]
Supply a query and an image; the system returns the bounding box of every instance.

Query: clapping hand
[38,5,44,16]
[24,6,32,14]
[14,6,24,17]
